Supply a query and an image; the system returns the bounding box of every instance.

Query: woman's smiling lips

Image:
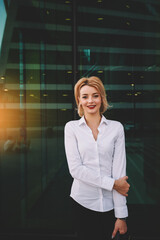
[87,105,96,109]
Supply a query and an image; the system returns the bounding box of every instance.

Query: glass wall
[0,0,160,239]
[0,0,73,236]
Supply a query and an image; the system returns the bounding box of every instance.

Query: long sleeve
[112,123,128,218]
[64,122,115,191]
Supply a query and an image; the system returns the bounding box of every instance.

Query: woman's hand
[113,176,130,196]
[112,218,127,239]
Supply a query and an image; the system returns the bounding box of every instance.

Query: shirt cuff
[114,205,128,218]
[101,177,115,191]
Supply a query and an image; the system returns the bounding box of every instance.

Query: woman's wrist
[118,218,127,222]
[113,179,118,190]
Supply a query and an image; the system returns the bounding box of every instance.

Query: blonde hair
[74,76,109,117]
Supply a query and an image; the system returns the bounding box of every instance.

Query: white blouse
[64,115,128,218]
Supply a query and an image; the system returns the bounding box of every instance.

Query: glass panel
[76,0,160,238]
[0,0,73,234]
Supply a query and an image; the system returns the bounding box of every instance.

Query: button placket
[97,135,104,211]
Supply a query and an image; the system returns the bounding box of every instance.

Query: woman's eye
[94,95,99,98]
[82,96,87,99]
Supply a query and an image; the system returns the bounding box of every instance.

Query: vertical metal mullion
[72,0,78,120]
[40,0,48,192]
[40,40,48,191]
[19,31,27,227]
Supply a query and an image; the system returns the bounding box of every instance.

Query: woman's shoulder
[64,119,79,129]
[107,119,124,129]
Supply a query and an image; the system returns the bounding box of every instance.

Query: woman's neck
[84,113,102,128]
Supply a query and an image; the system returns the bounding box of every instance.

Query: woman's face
[79,85,102,116]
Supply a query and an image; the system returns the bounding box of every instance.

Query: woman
[64,76,130,239]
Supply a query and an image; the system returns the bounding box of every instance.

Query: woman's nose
[88,97,93,102]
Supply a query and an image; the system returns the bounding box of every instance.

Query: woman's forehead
[80,85,99,94]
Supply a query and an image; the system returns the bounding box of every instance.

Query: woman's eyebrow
[82,92,99,95]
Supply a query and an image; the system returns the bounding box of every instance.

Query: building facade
[0,0,160,239]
